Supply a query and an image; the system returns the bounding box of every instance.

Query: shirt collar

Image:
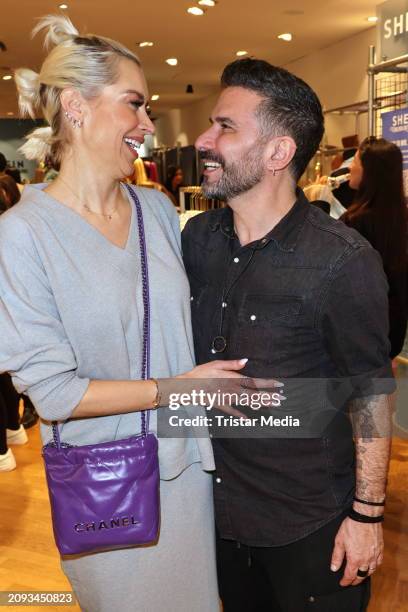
[211,188,310,252]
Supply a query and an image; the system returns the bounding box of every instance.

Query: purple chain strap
[50,184,151,448]
[125,184,151,435]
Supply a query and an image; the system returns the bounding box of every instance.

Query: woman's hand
[180,358,248,379]
[161,359,284,417]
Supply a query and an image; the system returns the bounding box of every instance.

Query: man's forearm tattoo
[349,395,393,500]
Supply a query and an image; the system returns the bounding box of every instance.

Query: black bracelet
[354,496,385,507]
[348,508,384,524]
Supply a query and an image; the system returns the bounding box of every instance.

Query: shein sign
[377,0,408,60]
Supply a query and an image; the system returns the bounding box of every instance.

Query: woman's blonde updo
[15,15,141,162]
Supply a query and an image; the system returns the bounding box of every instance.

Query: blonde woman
[0,15,247,612]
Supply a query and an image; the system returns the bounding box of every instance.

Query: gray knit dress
[0,184,218,612]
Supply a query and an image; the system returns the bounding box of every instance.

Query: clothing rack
[302,146,357,185]
[179,186,224,214]
[152,146,200,187]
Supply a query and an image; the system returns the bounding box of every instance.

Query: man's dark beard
[199,147,265,201]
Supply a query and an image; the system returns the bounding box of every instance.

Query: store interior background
[0,3,408,611]
[0,1,384,180]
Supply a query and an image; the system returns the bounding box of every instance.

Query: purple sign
[382,107,408,194]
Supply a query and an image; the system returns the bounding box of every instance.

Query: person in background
[0,152,7,175]
[0,175,20,208]
[165,165,184,205]
[0,175,21,207]
[0,153,25,193]
[0,373,28,472]
[0,169,39,432]
[0,188,8,214]
[5,167,24,192]
[342,136,408,359]
[329,135,359,210]
[331,150,357,210]
[132,157,174,201]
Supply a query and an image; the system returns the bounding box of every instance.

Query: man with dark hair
[182,59,393,611]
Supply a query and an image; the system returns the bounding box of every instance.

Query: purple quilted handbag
[42,186,160,555]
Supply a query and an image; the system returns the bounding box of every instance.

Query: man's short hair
[220,59,324,181]
[0,152,7,173]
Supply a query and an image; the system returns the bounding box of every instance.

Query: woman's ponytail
[32,14,79,49]
[18,127,53,161]
[14,68,41,119]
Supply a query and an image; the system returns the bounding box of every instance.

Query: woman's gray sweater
[0,184,214,479]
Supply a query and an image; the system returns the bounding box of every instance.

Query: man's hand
[331,393,391,587]
[330,517,384,586]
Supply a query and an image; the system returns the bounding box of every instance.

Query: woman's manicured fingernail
[239,358,248,365]
[331,564,338,572]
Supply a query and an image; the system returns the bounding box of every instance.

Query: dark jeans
[0,373,21,453]
[217,512,371,612]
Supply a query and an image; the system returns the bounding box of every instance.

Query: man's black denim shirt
[182,190,394,547]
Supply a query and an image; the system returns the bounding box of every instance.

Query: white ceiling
[0,0,379,118]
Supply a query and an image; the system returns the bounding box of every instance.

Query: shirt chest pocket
[238,294,303,326]
[234,294,304,371]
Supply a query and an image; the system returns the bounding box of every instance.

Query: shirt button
[215,477,222,484]
[250,314,256,321]
[233,257,240,263]
[190,296,194,301]
[308,596,315,603]
[222,302,227,308]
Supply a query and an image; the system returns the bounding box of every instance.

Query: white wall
[287,28,375,112]
[286,27,376,146]
[155,27,377,148]
[154,109,182,148]
[155,93,219,148]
